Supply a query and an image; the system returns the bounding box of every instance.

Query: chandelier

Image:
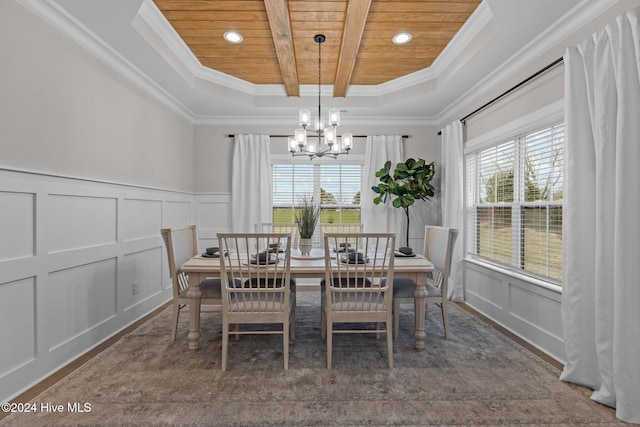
[288,34,353,159]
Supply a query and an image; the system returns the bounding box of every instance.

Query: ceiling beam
[264,0,299,96]
[333,0,372,97]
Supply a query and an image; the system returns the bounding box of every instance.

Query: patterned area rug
[1,293,622,426]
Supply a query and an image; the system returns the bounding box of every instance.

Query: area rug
[1,293,622,426]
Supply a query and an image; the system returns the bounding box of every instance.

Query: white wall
[192,123,441,194]
[192,122,443,250]
[0,1,196,402]
[442,0,640,363]
[0,0,195,192]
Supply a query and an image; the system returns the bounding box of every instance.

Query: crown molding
[19,0,196,122]
[134,0,258,96]
[436,0,620,124]
[194,115,435,127]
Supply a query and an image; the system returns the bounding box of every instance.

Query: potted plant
[295,196,320,255]
[371,158,436,252]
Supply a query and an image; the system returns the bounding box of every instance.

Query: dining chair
[161,225,222,341]
[322,233,396,369]
[393,225,458,339]
[255,222,304,250]
[217,232,295,370]
[320,223,363,246]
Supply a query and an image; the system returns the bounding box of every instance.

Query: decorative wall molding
[464,259,565,363]
[0,168,198,403]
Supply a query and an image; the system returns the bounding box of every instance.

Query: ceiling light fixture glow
[392,32,412,45]
[223,31,243,44]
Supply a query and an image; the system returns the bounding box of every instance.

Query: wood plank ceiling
[154,0,482,97]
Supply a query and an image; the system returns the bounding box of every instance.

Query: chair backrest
[423,226,458,293]
[255,223,303,249]
[321,223,363,246]
[161,225,198,297]
[255,222,297,234]
[217,233,292,314]
[323,233,395,311]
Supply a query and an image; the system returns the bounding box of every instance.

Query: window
[272,162,362,232]
[465,122,564,283]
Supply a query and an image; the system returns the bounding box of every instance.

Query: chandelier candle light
[288,34,353,159]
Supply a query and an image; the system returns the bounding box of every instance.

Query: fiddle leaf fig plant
[372,158,436,248]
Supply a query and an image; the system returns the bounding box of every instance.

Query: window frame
[464,101,564,287]
[270,154,365,232]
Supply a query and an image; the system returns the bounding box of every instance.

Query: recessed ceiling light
[392,32,412,45]
[224,31,243,44]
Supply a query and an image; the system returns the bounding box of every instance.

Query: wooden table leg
[187,274,202,351]
[413,278,427,351]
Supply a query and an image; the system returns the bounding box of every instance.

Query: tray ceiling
[153,0,482,96]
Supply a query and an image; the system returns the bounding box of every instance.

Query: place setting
[395,246,417,257]
[200,247,230,258]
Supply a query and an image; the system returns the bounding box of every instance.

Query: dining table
[180,248,434,351]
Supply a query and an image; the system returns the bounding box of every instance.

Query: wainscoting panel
[508,281,563,343]
[46,258,118,352]
[122,198,162,242]
[0,191,34,261]
[120,246,164,312]
[194,194,231,252]
[164,200,192,229]
[464,261,565,363]
[0,169,229,404]
[465,266,507,311]
[0,277,36,378]
[47,194,117,253]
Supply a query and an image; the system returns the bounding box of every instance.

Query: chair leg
[221,320,229,371]
[283,316,289,370]
[290,299,296,341]
[326,323,332,369]
[441,300,450,339]
[234,323,240,341]
[386,316,394,369]
[171,303,180,341]
[393,299,400,340]
[320,299,326,340]
[289,313,296,341]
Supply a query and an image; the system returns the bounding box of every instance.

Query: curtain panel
[441,121,465,301]
[560,7,640,423]
[361,135,404,242]
[230,134,273,232]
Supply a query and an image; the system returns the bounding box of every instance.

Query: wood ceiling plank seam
[334,0,372,97]
[264,0,300,96]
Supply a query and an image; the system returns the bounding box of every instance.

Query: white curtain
[560,7,640,424]
[230,134,273,232]
[441,121,464,301]
[361,135,404,243]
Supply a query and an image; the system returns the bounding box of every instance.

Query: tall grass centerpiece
[295,196,320,255]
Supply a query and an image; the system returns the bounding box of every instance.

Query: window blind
[465,122,564,283]
[272,163,362,225]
